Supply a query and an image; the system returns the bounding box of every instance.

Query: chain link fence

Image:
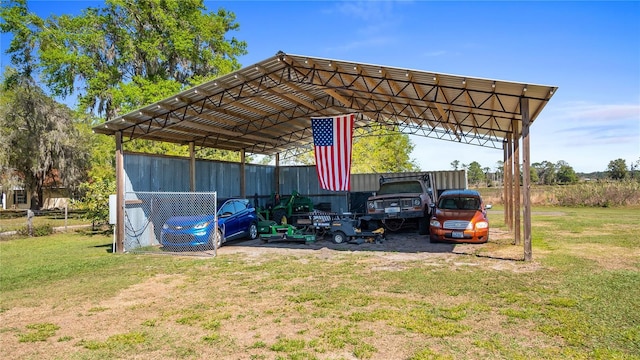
[124,191,218,255]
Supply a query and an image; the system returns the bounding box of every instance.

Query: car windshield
[217,199,252,217]
[438,196,481,210]
[378,181,423,195]
[217,201,236,216]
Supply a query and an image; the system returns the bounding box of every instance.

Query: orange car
[429,189,491,243]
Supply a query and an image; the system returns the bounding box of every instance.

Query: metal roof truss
[94,52,557,160]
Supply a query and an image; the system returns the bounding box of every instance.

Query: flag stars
[312,118,334,146]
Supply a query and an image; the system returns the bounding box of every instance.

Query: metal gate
[124,191,217,255]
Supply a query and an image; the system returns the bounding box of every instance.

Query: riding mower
[270,191,314,225]
[330,215,385,244]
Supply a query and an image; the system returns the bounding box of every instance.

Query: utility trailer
[329,215,385,244]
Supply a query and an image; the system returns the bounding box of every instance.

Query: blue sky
[2,1,639,173]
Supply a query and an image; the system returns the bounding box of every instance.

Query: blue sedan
[161,198,258,250]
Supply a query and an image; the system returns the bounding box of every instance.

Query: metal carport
[94,51,558,260]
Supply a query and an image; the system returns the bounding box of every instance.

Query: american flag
[311,114,355,191]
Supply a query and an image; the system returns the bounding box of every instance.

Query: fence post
[27,209,34,237]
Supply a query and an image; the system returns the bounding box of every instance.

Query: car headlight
[475,221,488,229]
[367,201,375,209]
[430,219,440,227]
[162,224,169,230]
[194,221,211,230]
[413,198,421,206]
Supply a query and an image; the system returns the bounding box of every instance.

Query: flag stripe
[312,114,354,191]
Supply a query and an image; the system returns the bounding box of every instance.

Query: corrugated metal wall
[125,153,191,192]
[432,170,468,194]
[244,164,276,201]
[195,160,241,195]
[124,153,466,212]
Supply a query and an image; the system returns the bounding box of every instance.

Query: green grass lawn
[0,206,638,359]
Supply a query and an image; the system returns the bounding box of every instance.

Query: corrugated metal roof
[93,51,558,158]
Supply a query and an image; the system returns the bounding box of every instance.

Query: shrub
[554,180,640,207]
[477,180,640,207]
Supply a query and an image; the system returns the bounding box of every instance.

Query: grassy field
[0,206,639,359]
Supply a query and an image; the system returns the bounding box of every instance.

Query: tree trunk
[36,186,43,210]
[33,172,44,210]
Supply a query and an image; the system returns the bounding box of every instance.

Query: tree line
[452,158,640,187]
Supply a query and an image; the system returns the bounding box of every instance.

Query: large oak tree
[30,0,248,119]
[2,0,247,154]
[350,127,420,173]
[0,72,90,208]
[1,0,248,212]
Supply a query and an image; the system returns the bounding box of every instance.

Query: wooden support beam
[240,150,246,198]
[503,141,508,227]
[521,97,533,261]
[189,142,196,192]
[513,119,521,245]
[115,131,125,253]
[505,137,513,233]
[275,153,280,196]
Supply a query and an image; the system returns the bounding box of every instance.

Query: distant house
[1,170,70,210]
[1,185,28,210]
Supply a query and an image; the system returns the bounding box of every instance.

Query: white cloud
[550,101,640,123]
[410,100,640,173]
[422,50,448,57]
[539,101,640,146]
[333,1,396,21]
[324,36,395,53]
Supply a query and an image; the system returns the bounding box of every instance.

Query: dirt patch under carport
[216,227,526,263]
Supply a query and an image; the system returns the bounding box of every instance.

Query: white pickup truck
[365,174,436,235]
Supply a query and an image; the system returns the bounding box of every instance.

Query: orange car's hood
[434,209,481,221]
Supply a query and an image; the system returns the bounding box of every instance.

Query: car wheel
[272,208,287,225]
[212,228,223,249]
[206,230,218,250]
[418,215,430,235]
[248,222,258,240]
[383,219,403,232]
[364,219,381,231]
[333,231,347,244]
